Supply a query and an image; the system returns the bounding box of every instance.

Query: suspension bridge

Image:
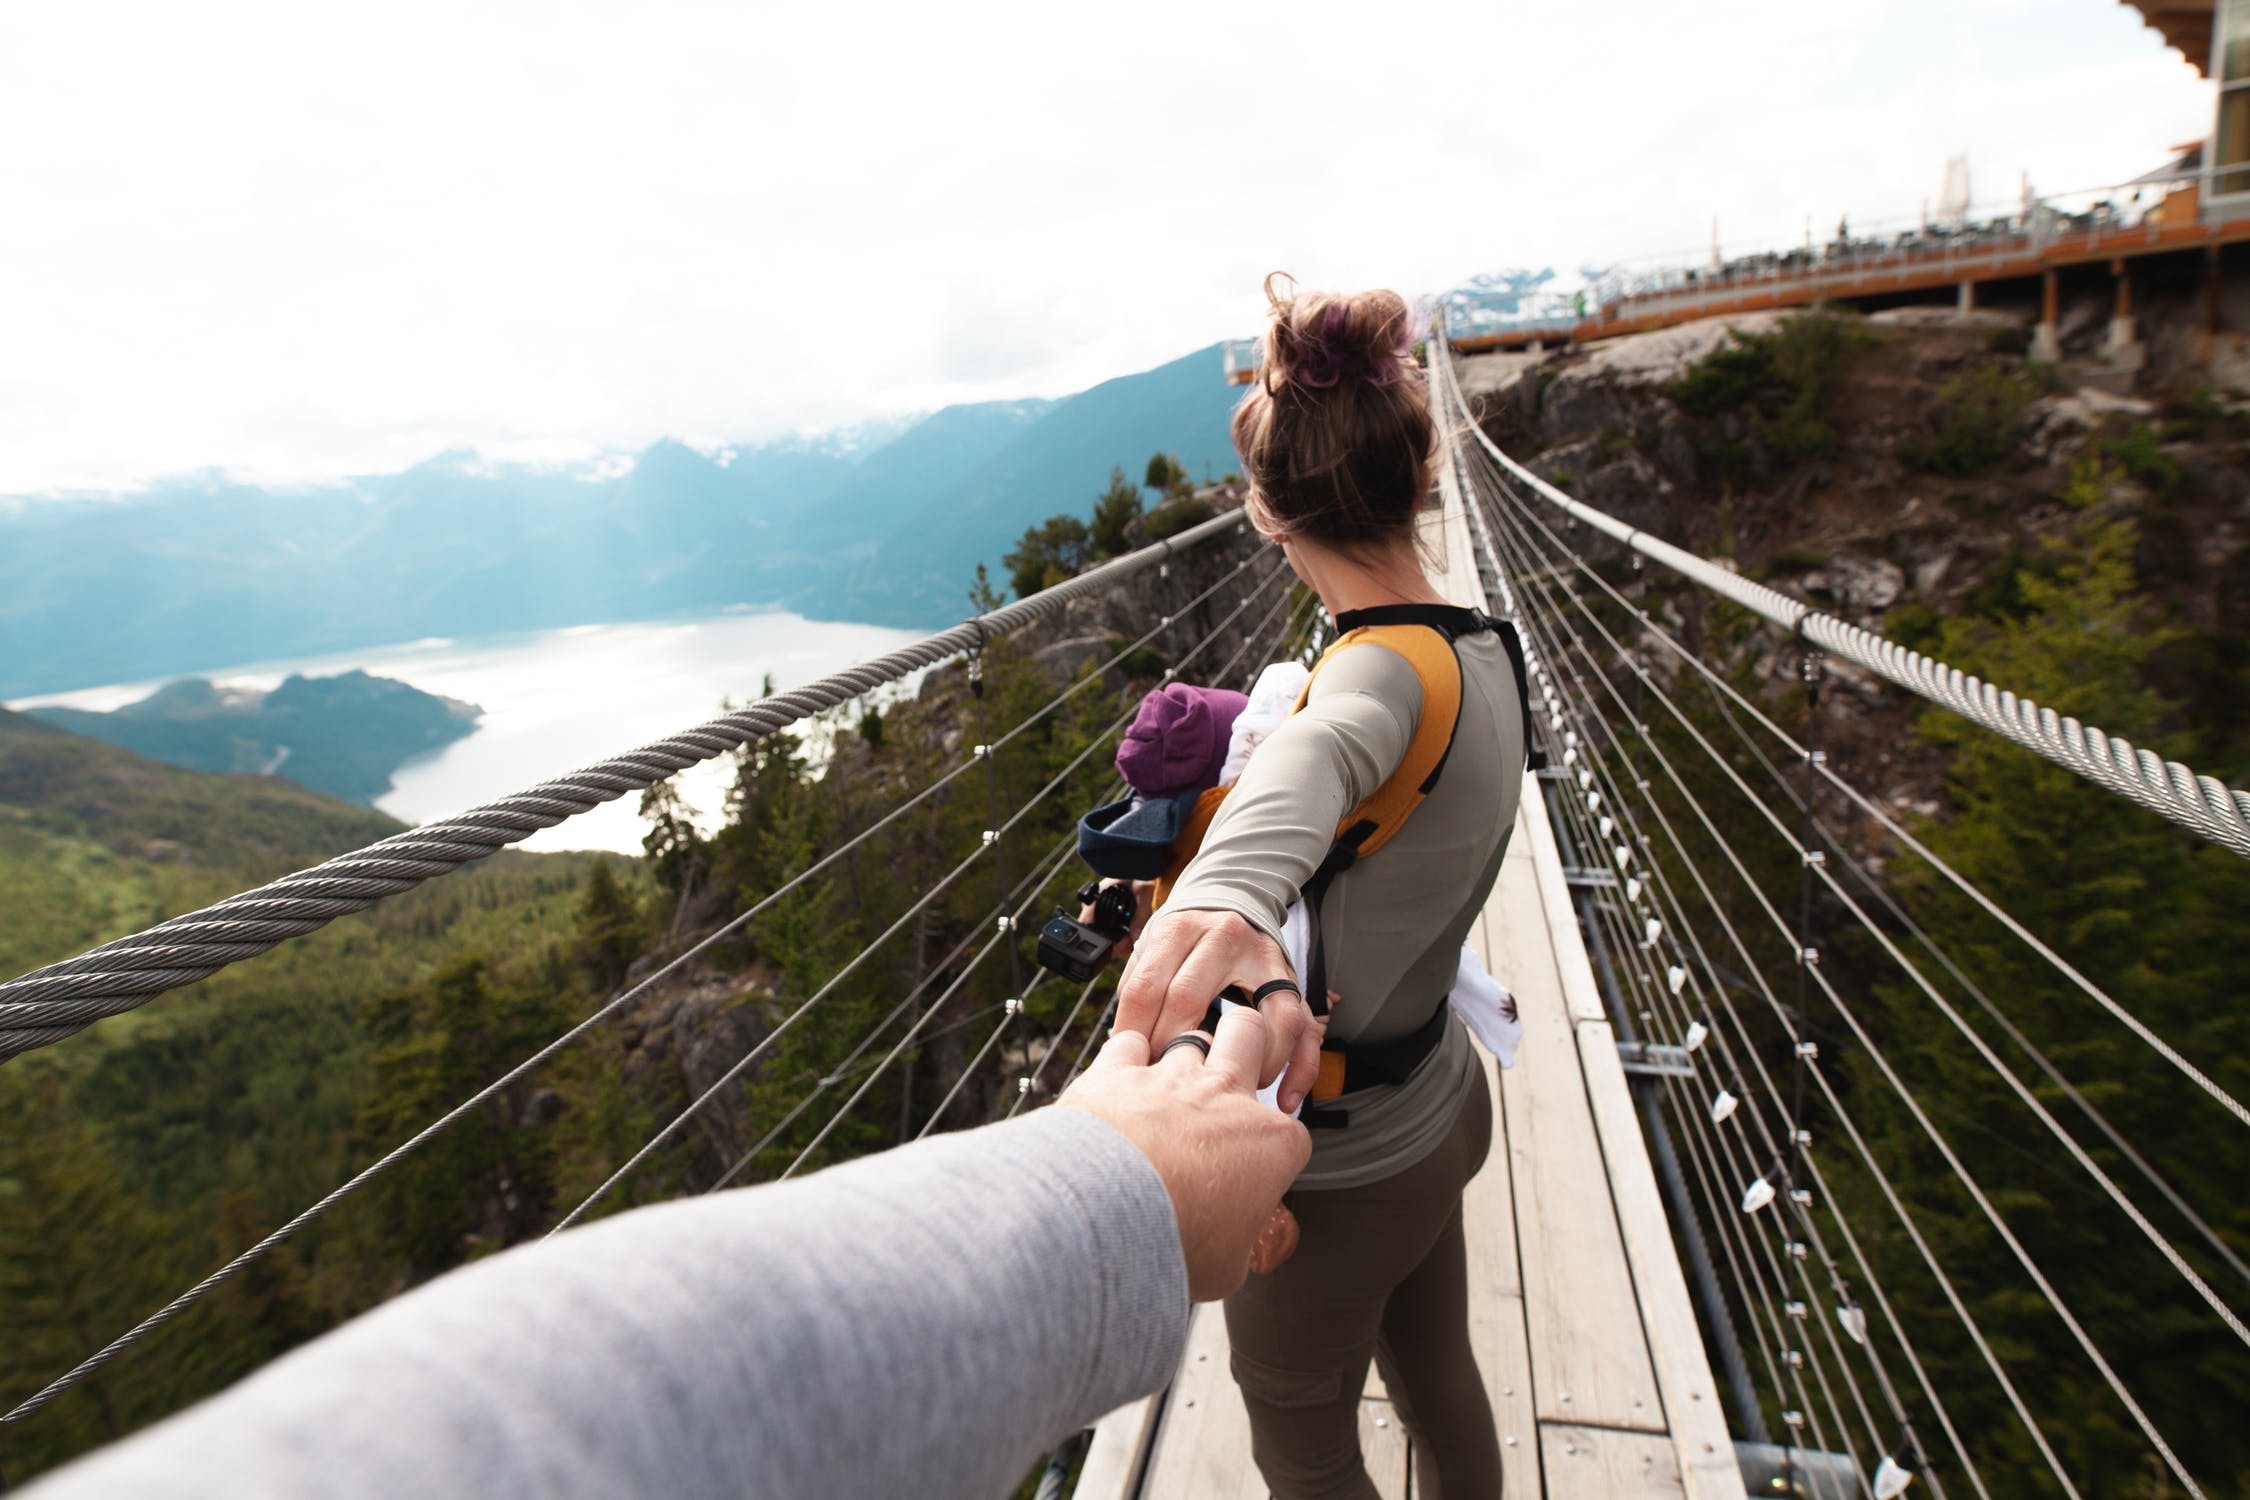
[2,324,2245,1498]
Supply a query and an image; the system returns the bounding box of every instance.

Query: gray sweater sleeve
[28,1107,1189,1500]
[1164,642,1420,947]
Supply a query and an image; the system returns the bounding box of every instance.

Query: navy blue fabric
[1078,792,1200,880]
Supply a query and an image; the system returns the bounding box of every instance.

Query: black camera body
[1036,880,1139,984]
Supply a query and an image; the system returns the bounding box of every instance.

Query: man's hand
[1115,908,1323,1114]
[1057,1007,1311,1300]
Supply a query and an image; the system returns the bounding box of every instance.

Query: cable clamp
[1016,1077,1033,1097]
[1785,1300,1807,1320]
[973,743,992,760]
[1004,996,1022,1016]
[996,915,1016,933]
[981,830,999,847]
[1795,1040,1820,1060]
[1808,749,1828,766]
[1783,1349,1805,1370]
[1797,946,1821,967]
[1792,1127,1813,1147]
[1789,1188,1815,1207]
[1783,1409,1806,1430]
[1802,850,1826,868]
[1787,1241,1808,1263]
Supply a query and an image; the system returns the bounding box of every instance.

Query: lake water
[11,610,929,854]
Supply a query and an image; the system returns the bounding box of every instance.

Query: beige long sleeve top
[1166,621,1526,1190]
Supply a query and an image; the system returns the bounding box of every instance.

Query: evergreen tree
[1089,465,1144,561]
[0,1068,179,1473]
[573,856,644,990]
[350,955,569,1277]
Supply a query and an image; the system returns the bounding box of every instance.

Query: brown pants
[1223,1082,1502,1500]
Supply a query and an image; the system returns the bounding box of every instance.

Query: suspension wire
[1481,458,2250,1363]
[1438,393,1878,1480]
[910,577,1318,1140]
[1008,979,1110,1115]
[1469,469,1883,1487]
[711,989,1021,1187]
[1690,657,2250,1292]
[1459,420,2250,1140]
[915,971,1070,1140]
[1440,398,2002,1496]
[967,635,1030,1003]
[552,558,1297,1230]
[1457,374,2250,858]
[1473,461,2202,1497]
[1,542,1284,1432]
[1474,460,2019,1495]
[1553,777,1883,1491]
[707,827,1086,1190]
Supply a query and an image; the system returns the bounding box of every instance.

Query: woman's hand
[1079,879,1154,961]
[1115,908,1325,1115]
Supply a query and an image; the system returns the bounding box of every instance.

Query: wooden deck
[1075,479,1745,1500]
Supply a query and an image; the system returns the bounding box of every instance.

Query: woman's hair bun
[1229,274,1434,551]
[1260,274,1416,393]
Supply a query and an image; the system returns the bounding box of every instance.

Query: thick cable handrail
[1450,400,2250,860]
[0,508,1252,1061]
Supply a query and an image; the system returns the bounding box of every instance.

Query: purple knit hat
[1116,683,1249,798]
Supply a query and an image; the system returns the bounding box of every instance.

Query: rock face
[1456,302,2250,852]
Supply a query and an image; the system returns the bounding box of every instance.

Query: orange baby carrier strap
[1152,617,1468,910]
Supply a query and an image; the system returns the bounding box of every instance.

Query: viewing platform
[1075,480,1745,1500]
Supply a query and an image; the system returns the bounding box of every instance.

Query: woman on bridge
[1117,277,1529,1499]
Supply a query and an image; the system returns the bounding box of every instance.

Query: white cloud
[0,0,2215,494]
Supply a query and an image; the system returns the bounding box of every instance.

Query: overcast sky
[0,0,2212,495]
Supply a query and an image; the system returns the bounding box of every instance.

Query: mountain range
[0,343,1244,700]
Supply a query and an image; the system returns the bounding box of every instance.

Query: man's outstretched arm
[29,1012,1307,1500]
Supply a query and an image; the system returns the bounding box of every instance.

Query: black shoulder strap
[1493,617,1547,772]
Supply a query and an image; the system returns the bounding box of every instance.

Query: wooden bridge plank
[1360,1399,1411,1500]
[1136,1305,1265,1500]
[1576,1018,1750,1500]
[1491,795,1669,1435]
[1461,1036,1545,1500]
[1539,1422,1686,1499]
[1077,1390,1163,1500]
